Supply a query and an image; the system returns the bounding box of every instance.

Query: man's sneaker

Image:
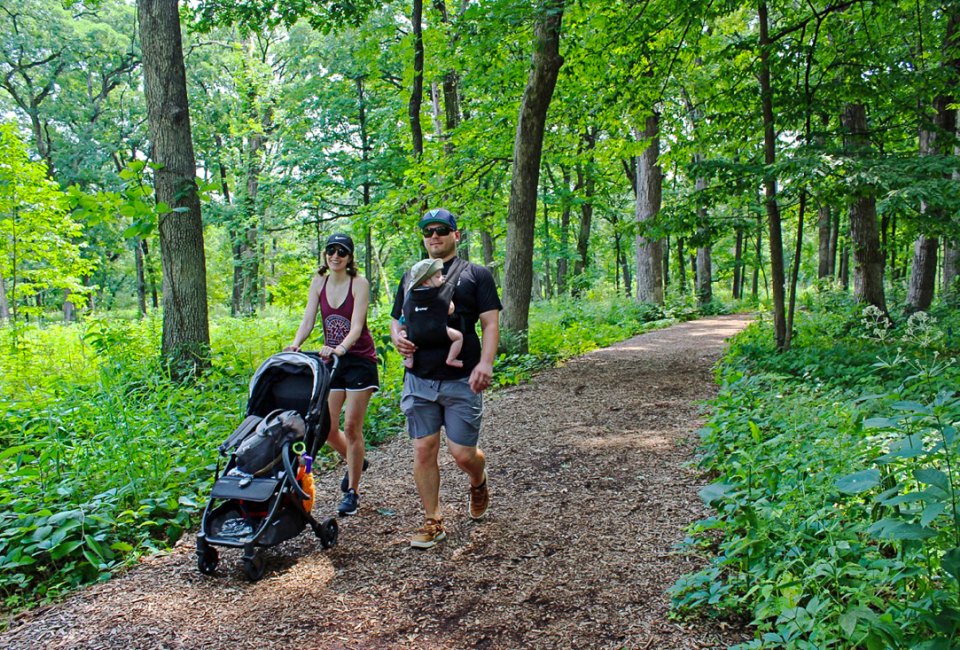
[340,458,370,493]
[337,489,359,516]
[410,518,446,549]
[469,473,489,520]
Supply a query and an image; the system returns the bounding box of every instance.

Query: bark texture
[138,0,210,378]
[633,115,664,305]
[502,1,565,348]
[841,103,887,313]
[759,2,787,349]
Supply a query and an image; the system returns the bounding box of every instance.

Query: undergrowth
[671,290,960,649]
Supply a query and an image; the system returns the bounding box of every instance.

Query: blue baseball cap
[417,208,458,231]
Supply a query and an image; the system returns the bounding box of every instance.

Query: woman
[285,233,378,517]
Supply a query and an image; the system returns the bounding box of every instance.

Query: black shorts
[329,354,379,392]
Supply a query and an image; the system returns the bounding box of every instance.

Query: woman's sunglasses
[422,225,452,238]
[325,245,350,257]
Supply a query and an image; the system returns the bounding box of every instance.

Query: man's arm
[469,309,499,393]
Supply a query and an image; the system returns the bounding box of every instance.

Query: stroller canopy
[246,352,329,426]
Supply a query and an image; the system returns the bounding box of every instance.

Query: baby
[401,258,463,369]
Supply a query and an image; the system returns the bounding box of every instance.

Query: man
[390,208,502,549]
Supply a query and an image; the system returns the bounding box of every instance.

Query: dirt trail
[2,314,751,650]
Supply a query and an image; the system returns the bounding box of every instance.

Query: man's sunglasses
[422,225,452,238]
[325,245,350,257]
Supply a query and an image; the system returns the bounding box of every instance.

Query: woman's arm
[285,274,323,351]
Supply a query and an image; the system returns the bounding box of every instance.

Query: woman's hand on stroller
[283,344,301,352]
[320,344,346,359]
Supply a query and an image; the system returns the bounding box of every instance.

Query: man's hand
[469,360,493,394]
[392,328,416,358]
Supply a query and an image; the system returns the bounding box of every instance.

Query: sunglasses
[422,225,452,238]
[325,245,350,257]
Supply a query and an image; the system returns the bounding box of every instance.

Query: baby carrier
[401,257,466,347]
[195,352,339,581]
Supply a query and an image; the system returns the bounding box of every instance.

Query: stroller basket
[195,352,340,581]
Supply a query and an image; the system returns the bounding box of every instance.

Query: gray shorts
[400,373,483,447]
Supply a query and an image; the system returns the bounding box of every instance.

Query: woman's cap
[417,208,458,231]
[409,258,444,287]
[326,233,354,254]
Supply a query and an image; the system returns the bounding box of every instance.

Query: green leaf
[942,547,960,582]
[891,400,932,415]
[921,502,946,527]
[699,481,736,507]
[863,417,896,429]
[876,434,926,463]
[866,518,937,540]
[49,540,84,561]
[914,468,951,493]
[835,469,881,494]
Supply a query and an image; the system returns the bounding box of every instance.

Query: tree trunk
[0,270,8,321]
[732,228,743,299]
[841,103,887,314]
[677,237,687,294]
[759,2,787,349]
[817,203,832,279]
[557,165,571,295]
[135,238,147,318]
[409,0,425,158]
[138,0,210,378]
[907,10,957,311]
[786,191,806,348]
[481,230,498,286]
[572,130,596,296]
[633,114,664,305]
[501,0,564,349]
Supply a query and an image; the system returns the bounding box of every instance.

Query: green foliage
[671,293,960,648]
[0,123,94,319]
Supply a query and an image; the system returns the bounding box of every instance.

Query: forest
[1,0,959,647]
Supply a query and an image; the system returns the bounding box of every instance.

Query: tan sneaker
[410,518,446,549]
[469,473,489,520]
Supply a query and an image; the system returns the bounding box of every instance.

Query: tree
[0,123,92,322]
[633,114,663,304]
[502,0,564,351]
[138,0,210,378]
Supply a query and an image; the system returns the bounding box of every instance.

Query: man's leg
[447,439,485,487]
[413,432,442,520]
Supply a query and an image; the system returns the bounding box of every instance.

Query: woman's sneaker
[340,458,370,492]
[338,489,359,516]
[410,518,446,549]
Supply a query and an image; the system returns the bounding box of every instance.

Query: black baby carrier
[195,352,339,581]
[402,257,466,368]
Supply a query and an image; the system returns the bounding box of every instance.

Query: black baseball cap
[325,233,354,254]
[417,208,458,231]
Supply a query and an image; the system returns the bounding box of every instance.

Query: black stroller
[196,352,340,580]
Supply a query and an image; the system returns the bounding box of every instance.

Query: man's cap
[409,258,444,288]
[325,233,354,254]
[417,208,458,231]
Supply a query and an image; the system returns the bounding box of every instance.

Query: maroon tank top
[319,276,377,362]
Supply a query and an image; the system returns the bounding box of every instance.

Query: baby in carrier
[401,258,463,369]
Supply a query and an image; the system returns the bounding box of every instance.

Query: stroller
[196,352,340,581]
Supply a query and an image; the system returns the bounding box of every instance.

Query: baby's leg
[445,328,464,367]
[404,354,414,369]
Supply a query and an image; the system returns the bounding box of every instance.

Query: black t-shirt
[392,258,502,380]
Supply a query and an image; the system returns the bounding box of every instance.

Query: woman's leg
[325,390,348,458]
[341,389,373,492]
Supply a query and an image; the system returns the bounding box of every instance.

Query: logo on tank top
[324,314,350,346]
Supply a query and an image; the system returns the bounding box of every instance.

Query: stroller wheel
[243,553,267,581]
[318,516,339,549]
[197,544,219,575]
